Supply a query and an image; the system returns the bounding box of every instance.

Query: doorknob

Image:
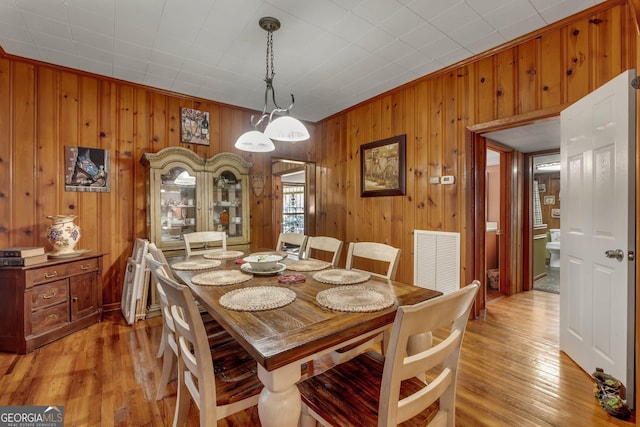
[605,249,624,262]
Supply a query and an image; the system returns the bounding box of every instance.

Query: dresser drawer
[31,303,68,336]
[27,258,99,285]
[32,280,68,310]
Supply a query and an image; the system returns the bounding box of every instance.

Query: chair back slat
[276,232,308,258]
[379,281,479,426]
[303,236,343,266]
[345,241,401,280]
[183,231,227,256]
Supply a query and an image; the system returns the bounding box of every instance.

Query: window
[282,184,304,234]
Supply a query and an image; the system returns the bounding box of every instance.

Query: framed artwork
[65,146,110,192]
[181,107,210,145]
[360,134,406,197]
[551,208,561,218]
[538,183,546,193]
[544,195,556,205]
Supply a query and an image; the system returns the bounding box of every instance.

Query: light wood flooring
[0,290,634,426]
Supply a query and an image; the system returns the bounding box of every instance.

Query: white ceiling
[483,118,560,153]
[0,0,604,123]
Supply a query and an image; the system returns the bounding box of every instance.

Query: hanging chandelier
[235,17,310,153]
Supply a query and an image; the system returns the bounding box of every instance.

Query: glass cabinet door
[159,167,197,244]
[210,170,244,239]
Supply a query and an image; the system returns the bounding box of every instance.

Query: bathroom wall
[486,164,500,270]
[535,172,560,229]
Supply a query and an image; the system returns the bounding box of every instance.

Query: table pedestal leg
[257,363,301,427]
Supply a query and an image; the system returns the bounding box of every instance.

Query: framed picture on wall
[64,146,110,192]
[544,195,555,205]
[180,107,210,145]
[538,183,546,193]
[360,134,406,197]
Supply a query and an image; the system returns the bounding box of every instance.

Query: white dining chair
[183,231,227,256]
[299,281,480,427]
[345,241,401,280]
[145,250,227,401]
[302,236,343,267]
[275,232,308,259]
[147,255,263,425]
[330,241,402,364]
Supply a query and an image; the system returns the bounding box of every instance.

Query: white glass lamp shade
[264,116,310,142]
[234,130,275,152]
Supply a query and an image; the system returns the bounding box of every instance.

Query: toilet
[546,229,560,268]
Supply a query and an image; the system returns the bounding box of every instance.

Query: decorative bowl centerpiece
[243,254,284,272]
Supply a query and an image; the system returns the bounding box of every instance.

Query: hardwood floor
[0,290,634,426]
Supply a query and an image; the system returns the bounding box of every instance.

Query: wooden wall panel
[0,58,10,249]
[314,1,636,286]
[13,61,37,245]
[517,39,539,114]
[539,29,564,108]
[413,80,430,233]
[1,0,635,303]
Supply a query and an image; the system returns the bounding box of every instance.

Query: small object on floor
[592,367,631,420]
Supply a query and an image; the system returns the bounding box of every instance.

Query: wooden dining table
[170,252,442,427]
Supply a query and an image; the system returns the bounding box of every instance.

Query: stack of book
[0,247,48,267]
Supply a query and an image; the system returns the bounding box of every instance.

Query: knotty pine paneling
[0,53,318,309]
[0,0,636,304]
[316,0,637,286]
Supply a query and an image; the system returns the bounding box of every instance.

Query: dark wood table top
[171,252,442,372]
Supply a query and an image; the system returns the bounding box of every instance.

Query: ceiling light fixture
[234,17,309,153]
[536,162,561,171]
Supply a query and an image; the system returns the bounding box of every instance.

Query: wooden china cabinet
[141,147,252,255]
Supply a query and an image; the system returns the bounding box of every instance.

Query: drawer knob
[44,271,58,278]
[72,296,79,302]
[80,264,91,270]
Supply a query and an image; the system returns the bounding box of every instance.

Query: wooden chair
[183,231,227,256]
[299,281,480,427]
[145,250,228,401]
[146,256,263,426]
[330,241,402,363]
[275,232,308,259]
[345,241,401,280]
[302,236,343,267]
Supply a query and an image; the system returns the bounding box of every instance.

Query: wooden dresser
[0,253,103,354]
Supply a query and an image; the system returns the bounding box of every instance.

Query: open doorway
[271,159,316,247]
[530,152,561,294]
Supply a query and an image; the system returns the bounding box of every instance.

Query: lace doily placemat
[219,286,296,311]
[312,269,371,285]
[203,250,245,260]
[172,259,222,271]
[191,270,253,286]
[286,259,332,272]
[316,286,395,312]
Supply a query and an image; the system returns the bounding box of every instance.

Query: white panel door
[560,69,636,403]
